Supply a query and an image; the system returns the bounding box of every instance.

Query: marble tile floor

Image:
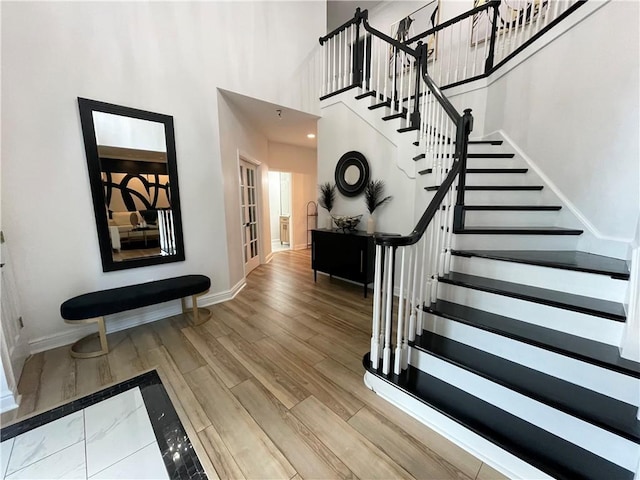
[0,371,205,480]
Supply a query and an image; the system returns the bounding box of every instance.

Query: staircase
[319,3,639,479]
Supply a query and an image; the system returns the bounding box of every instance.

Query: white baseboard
[293,243,309,251]
[0,392,19,414]
[28,280,247,355]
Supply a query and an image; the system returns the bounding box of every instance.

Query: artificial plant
[318,182,336,213]
[364,180,392,214]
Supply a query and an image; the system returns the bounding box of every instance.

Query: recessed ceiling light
[307,133,316,139]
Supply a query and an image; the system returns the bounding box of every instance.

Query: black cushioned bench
[61,275,211,358]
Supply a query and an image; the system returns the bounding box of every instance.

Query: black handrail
[319,9,361,45]
[405,0,500,45]
[360,13,418,57]
[374,44,473,248]
[375,160,462,247]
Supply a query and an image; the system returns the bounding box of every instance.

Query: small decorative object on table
[364,180,392,234]
[331,214,363,231]
[318,182,336,229]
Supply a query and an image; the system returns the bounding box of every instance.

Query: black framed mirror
[335,151,370,197]
[78,98,185,272]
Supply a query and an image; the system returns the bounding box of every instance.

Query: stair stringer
[363,370,552,480]
[320,90,418,180]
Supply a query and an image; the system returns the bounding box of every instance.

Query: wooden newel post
[410,42,425,128]
[454,108,474,231]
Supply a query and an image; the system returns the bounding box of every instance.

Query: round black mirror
[335,151,369,197]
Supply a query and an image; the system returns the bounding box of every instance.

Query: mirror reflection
[78,98,185,272]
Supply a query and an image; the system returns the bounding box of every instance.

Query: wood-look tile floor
[2,249,507,480]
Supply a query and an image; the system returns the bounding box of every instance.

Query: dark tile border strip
[0,370,206,480]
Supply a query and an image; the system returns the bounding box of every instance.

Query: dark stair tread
[462,205,562,211]
[355,90,376,99]
[436,153,515,158]
[413,331,640,443]
[469,153,515,158]
[418,168,432,175]
[364,354,634,480]
[423,300,640,378]
[467,168,528,173]
[382,112,406,121]
[369,100,391,110]
[439,271,626,321]
[413,153,425,161]
[398,125,419,133]
[465,185,544,191]
[451,249,630,280]
[469,140,504,145]
[454,226,583,235]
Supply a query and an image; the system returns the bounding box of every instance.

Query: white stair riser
[463,209,561,227]
[463,189,556,205]
[409,348,639,470]
[463,157,523,169]
[449,256,628,303]
[364,371,553,479]
[421,313,640,406]
[467,143,511,154]
[452,233,580,251]
[465,173,533,186]
[437,283,624,345]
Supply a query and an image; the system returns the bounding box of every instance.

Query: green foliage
[364,180,392,214]
[318,182,336,212]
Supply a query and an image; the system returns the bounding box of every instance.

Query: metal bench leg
[182,292,211,326]
[65,316,109,359]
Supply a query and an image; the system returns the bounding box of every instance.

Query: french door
[239,160,260,274]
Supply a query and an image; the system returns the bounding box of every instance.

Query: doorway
[268,172,292,253]
[239,160,260,274]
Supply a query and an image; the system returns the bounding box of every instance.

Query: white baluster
[382,246,394,375]
[482,11,491,71]
[471,22,480,77]
[340,32,344,88]
[553,0,561,22]
[383,43,389,102]
[344,27,350,87]
[534,0,544,37]
[394,247,406,375]
[379,242,388,365]
[406,56,414,124]
[350,25,355,86]
[362,33,368,91]
[463,17,470,81]
[418,224,430,334]
[331,36,337,92]
[375,37,381,97]
[398,51,405,114]
[455,21,462,83]
[419,78,427,145]
[408,244,418,342]
[370,244,383,369]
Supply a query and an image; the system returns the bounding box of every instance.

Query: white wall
[268,142,318,250]
[480,0,639,242]
[318,103,415,237]
[1,1,325,351]
[269,172,282,243]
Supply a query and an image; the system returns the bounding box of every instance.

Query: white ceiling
[220,89,320,149]
[327,1,383,32]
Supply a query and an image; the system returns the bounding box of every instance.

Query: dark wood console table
[311,228,377,297]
